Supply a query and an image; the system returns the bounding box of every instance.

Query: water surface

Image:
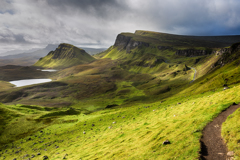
[10,79,52,87]
[41,69,58,72]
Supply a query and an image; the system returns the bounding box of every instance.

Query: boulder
[223,87,229,90]
[162,140,171,145]
[227,151,234,157]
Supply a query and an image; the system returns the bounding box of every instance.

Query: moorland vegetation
[1,30,240,159]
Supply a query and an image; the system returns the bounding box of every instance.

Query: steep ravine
[200,103,240,160]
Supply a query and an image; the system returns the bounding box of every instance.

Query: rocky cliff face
[212,48,231,56]
[212,43,240,67]
[175,49,210,57]
[114,34,149,53]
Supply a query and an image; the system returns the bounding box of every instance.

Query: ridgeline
[1,30,240,159]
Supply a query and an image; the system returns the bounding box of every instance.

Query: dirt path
[200,103,240,160]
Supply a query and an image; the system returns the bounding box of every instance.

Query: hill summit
[34,43,95,69]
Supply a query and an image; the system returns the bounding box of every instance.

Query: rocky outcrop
[175,49,210,57]
[213,42,240,67]
[114,34,149,53]
[114,34,132,49]
[126,39,149,53]
[212,48,231,56]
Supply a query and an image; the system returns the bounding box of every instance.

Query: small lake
[10,79,52,87]
[37,69,58,72]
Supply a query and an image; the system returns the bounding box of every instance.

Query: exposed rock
[83,131,86,134]
[162,140,171,145]
[114,34,132,49]
[227,151,234,157]
[212,48,231,56]
[126,39,149,53]
[213,42,240,67]
[43,155,48,159]
[223,87,229,90]
[113,34,149,53]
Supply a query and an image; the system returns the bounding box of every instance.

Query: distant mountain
[33,43,95,69]
[97,30,240,60]
[0,44,59,66]
[81,47,107,55]
[0,48,41,56]
[0,44,59,60]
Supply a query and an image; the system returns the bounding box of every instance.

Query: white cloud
[0,0,240,54]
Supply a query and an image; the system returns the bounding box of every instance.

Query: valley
[1,30,240,159]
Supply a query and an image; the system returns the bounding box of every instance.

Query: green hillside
[1,31,240,159]
[34,43,95,69]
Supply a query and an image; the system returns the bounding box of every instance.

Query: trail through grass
[1,83,240,159]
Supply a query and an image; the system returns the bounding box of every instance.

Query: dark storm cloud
[47,0,121,10]
[45,0,129,20]
[0,0,240,54]
[0,34,26,43]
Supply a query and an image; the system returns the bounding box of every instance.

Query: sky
[0,0,240,55]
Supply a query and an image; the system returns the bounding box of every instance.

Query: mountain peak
[34,43,95,69]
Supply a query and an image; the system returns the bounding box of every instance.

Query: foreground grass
[222,107,240,159]
[1,82,240,159]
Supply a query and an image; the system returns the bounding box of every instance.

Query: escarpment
[114,34,150,53]
[213,42,240,67]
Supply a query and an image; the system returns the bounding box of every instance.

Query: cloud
[0,0,240,54]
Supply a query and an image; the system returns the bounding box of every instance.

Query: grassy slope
[1,80,240,159]
[222,108,240,159]
[34,44,95,69]
[1,31,240,159]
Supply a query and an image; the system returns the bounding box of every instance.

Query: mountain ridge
[2,30,240,159]
[33,43,95,69]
